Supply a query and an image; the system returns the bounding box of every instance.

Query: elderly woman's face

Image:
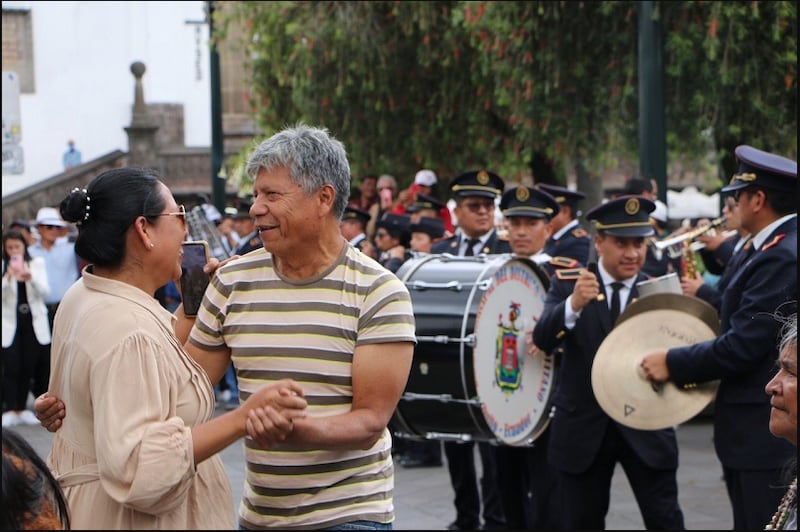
[766,338,797,446]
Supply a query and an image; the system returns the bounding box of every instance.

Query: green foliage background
[216,1,796,199]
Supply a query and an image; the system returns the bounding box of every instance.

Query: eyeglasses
[462,200,495,213]
[39,225,62,230]
[732,188,748,202]
[145,204,186,223]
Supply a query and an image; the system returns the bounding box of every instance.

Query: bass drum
[392,253,554,446]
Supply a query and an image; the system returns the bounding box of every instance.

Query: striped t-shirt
[189,243,416,529]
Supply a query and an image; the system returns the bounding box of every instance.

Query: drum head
[472,258,553,445]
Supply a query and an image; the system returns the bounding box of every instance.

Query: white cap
[651,199,668,223]
[201,203,222,223]
[35,207,67,227]
[414,169,437,187]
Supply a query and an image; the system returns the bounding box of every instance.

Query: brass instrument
[185,204,232,261]
[653,217,726,280]
[683,239,699,280]
[688,230,737,252]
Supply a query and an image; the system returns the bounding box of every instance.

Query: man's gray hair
[246,123,351,218]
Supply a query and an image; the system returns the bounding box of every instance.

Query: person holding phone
[366,174,399,243]
[2,230,51,427]
[32,167,308,529]
[37,128,417,530]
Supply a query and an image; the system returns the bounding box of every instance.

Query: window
[2,8,35,93]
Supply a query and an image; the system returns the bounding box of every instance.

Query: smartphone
[180,241,210,317]
[9,254,25,275]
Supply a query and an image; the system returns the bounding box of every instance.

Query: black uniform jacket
[533,272,679,475]
[431,230,512,256]
[667,217,797,470]
[543,224,590,265]
[235,231,263,255]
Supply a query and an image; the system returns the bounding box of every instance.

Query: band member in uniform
[407,193,448,224]
[537,183,591,264]
[641,145,797,530]
[694,195,740,278]
[393,207,445,466]
[683,195,752,311]
[374,213,412,274]
[533,195,685,529]
[340,205,372,253]
[493,185,572,529]
[233,204,262,255]
[432,170,511,257]
[408,216,446,255]
[432,169,508,531]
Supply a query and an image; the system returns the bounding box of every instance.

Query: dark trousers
[444,440,505,529]
[723,466,788,530]
[556,424,684,529]
[402,438,442,463]
[495,429,561,529]
[2,311,48,411]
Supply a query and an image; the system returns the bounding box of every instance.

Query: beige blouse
[47,267,234,529]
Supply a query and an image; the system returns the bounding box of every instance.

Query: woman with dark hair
[2,230,51,427]
[1,428,70,529]
[36,167,307,529]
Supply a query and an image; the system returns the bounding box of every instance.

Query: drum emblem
[496,302,523,393]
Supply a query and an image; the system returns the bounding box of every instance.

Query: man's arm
[254,341,413,451]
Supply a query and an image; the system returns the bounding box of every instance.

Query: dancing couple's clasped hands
[34,378,308,449]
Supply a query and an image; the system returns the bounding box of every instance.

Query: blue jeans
[224,364,239,399]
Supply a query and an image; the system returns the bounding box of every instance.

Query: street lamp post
[638,1,667,206]
[208,0,226,212]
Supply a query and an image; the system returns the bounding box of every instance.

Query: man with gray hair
[184,124,417,529]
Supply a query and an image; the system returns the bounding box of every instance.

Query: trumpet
[653,216,726,259]
[688,229,738,252]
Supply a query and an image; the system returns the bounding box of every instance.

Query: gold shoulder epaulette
[555,268,583,280]
[550,256,579,268]
[571,228,588,238]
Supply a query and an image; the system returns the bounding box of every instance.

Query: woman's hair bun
[60,187,91,224]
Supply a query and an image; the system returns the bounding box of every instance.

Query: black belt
[18,303,30,315]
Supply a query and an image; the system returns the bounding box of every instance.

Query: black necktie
[609,282,624,324]
[464,238,480,256]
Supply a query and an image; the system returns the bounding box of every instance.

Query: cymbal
[592,299,719,430]
[617,292,720,334]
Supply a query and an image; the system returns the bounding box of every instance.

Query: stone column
[124,61,160,170]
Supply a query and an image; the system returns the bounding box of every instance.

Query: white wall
[2,0,210,196]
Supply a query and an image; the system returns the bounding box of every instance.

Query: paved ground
[12,409,732,529]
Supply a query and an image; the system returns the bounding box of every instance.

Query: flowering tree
[217,1,796,196]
